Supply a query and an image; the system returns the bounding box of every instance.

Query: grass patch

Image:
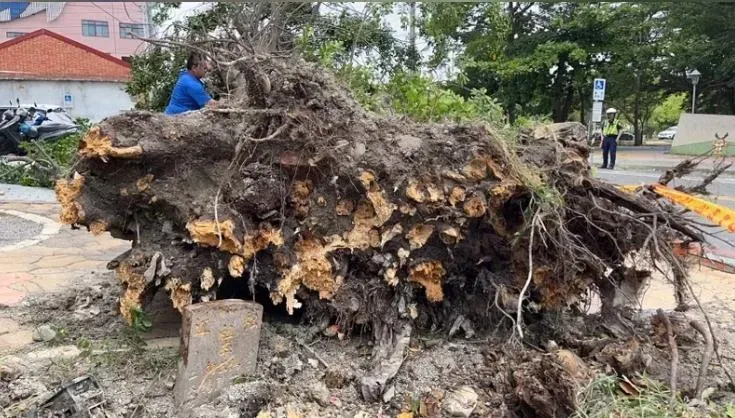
[75,327,177,377]
[575,374,735,418]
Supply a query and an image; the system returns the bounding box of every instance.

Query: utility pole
[408,2,417,72]
[142,2,155,41]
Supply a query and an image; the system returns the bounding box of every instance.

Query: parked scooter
[27,106,79,141]
[0,98,79,156]
[0,100,25,156]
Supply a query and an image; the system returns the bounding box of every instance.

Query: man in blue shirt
[164,53,217,115]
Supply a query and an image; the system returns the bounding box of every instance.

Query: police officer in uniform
[600,108,623,170]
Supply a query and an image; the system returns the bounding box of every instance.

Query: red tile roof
[0,29,131,82]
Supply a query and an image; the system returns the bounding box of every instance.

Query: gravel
[0,212,43,247]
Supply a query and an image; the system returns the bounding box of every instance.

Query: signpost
[590,78,607,165]
[591,101,603,123]
[593,78,606,101]
[591,78,606,123]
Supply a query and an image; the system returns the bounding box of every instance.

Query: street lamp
[686,69,701,113]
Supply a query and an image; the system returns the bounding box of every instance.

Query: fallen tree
[55,54,703,341]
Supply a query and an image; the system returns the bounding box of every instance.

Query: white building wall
[671,112,735,155]
[0,79,134,121]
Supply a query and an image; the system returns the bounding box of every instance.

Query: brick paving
[0,201,128,353]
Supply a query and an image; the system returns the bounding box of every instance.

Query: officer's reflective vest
[603,118,620,136]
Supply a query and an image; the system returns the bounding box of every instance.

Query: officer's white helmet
[605,108,617,114]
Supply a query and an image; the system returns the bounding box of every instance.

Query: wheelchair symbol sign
[593,78,606,101]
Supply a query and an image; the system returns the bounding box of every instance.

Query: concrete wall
[671,113,735,156]
[1,79,134,121]
[0,2,148,58]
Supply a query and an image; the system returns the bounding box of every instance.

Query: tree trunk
[634,74,643,146]
[551,54,573,123]
[578,86,586,124]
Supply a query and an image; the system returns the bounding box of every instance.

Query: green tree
[602,3,668,145]
[661,2,735,114]
[420,3,622,124]
[420,3,538,123]
[651,93,685,132]
[297,3,403,78]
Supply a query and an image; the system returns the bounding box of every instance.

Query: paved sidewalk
[0,200,129,352]
[0,183,56,203]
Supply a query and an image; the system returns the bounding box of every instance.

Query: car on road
[657,126,677,140]
[619,130,634,142]
[589,129,634,146]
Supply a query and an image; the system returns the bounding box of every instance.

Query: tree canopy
[127,2,735,144]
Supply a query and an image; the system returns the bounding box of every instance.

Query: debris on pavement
[2,276,735,417]
[31,324,56,342]
[442,386,478,417]
[27,375,106,418]
[358,323,412,402]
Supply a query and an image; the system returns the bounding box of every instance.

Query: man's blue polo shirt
[164,70,212,115]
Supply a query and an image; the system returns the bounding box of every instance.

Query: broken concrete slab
[443,386,478,417]
[31,325,56,342]
[174,299,263,411]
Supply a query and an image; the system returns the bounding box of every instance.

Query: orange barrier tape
[618,184,735,232]
[651,185,735,233]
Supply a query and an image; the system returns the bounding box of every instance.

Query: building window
[82,20,109,37]
[6,32,27,38]
[120,23,145,39]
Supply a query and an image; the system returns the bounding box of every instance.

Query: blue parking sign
[63,93,73,108]
[593,78,606,101]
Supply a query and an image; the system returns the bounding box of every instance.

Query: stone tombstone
[174,299,263,410]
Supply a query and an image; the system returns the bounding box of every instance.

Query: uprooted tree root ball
[56,56,702,393]
[56,56,701,331]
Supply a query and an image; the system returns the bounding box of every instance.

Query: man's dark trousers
[601,135,617,169]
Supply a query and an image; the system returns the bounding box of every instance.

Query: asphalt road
[596,169,735,210]
[596,169,735,250]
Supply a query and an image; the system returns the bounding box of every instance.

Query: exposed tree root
[691,320,714,398]
[656,309,679,401]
